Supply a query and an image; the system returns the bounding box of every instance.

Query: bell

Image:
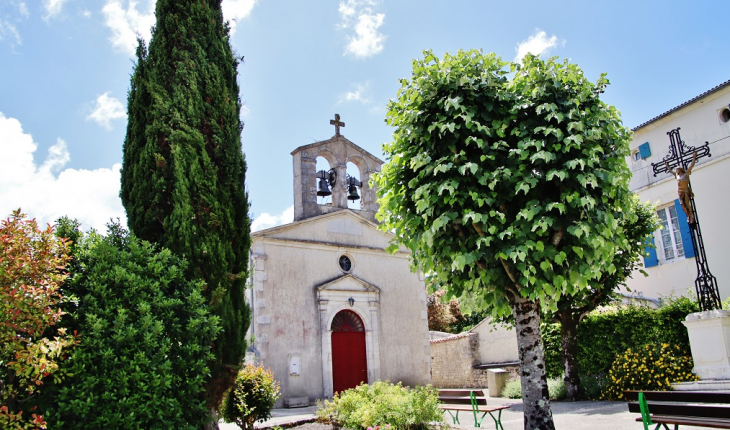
[317,178,332,196]
[347,184,360,201]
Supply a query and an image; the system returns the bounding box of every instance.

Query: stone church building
[250,119,431,406]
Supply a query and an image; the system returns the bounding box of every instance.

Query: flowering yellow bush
[602,343,698,400]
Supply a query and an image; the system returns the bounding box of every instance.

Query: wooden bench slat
[439,397,488,405]
[625,390,730,403]
[438,405,474,411]
[628,402,730,419]
[635,416,730,429]
[438,390,486,396]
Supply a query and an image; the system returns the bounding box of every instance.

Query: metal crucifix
[651,127,721,311]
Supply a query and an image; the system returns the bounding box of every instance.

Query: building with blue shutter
[625,80,730,305]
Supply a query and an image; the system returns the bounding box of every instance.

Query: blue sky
[1,0,728,232]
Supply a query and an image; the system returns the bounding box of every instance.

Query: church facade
[250,123,431,406]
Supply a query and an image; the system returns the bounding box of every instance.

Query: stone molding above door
[316,274,381,398]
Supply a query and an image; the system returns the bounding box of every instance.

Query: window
[656,205,685,261]
[643,200,695,268]
[339,254,353,272]
[720,106,730,124]
[631,142,651,162]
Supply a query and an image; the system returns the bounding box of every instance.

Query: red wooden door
[331,310,368,394]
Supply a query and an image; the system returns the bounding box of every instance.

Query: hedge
[542,297,699,379]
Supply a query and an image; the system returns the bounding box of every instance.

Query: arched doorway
[331,310,368,394]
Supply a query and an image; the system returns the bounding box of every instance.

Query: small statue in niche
[665,150,698,224]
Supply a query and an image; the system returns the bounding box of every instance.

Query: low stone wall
[430,332,521,390]
[430,333,483,388]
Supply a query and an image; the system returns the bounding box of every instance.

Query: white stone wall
[625,84,730,302]
[471,318,519,365]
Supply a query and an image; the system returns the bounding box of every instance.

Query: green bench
[438,389,509,430]
[625,390,730,429]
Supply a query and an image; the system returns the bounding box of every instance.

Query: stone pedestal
[487,368,510,397]
[682,310,730,380]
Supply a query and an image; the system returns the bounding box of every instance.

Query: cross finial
[330,114,345,136]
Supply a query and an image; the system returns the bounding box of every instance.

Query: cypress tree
[120,0,251,417]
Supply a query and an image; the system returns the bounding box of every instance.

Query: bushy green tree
[376,51,635,429]
[120,0,251,409]
[220,364,280,430]
[43,222,220,429]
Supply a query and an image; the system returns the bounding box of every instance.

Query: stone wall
[430,330,520,390]
[430,333,483,388]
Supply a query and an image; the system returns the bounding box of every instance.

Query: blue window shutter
[638,142,651,159]
[643,236,659,268]
[674,199,695,259]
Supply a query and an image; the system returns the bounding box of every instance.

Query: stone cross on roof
[330,113,345,136]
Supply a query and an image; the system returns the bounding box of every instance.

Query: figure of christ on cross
[330,114,345,136]
[666,150,698,224]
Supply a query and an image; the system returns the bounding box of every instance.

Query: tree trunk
[559,311,581,401]
[509,290,556,430]
[203,406,220,430]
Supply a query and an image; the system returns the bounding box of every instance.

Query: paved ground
[218,395,711,430]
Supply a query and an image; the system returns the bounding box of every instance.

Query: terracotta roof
[429,332,474,344]
[632,79,730,131]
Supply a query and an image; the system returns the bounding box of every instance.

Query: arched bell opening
[315,156,336,206]
[330,310,367,393]
[345,161,362,210]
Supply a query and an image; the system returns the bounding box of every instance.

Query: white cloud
[18,2,29,18]
[102,0,156,57]
[221,0,256,34]
[514,29,563,62]
[0,2,29,48]
[240,104,251,118]
[87,92,127,130]
[338,82,371,104]
[251,205,293,232]
[81,9,91,18]
[42,0,69,21]
[0,20,22,47]
[0,112,125,232]
[338,0,385,58]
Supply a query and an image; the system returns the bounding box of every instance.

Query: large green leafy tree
[120,0,251,413]
[376,51,634,429]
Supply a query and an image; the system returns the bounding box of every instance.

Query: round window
[721,108,730,124]
[339,255,353,272]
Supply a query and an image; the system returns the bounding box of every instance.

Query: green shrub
[602,343,698,400]
[41,222,221,429]
[541,297,699,379]
[316,381,441,430]
[500,379,522,399]
[220,363,281,430]
[578,373,609,400]
[499,377,566,400]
